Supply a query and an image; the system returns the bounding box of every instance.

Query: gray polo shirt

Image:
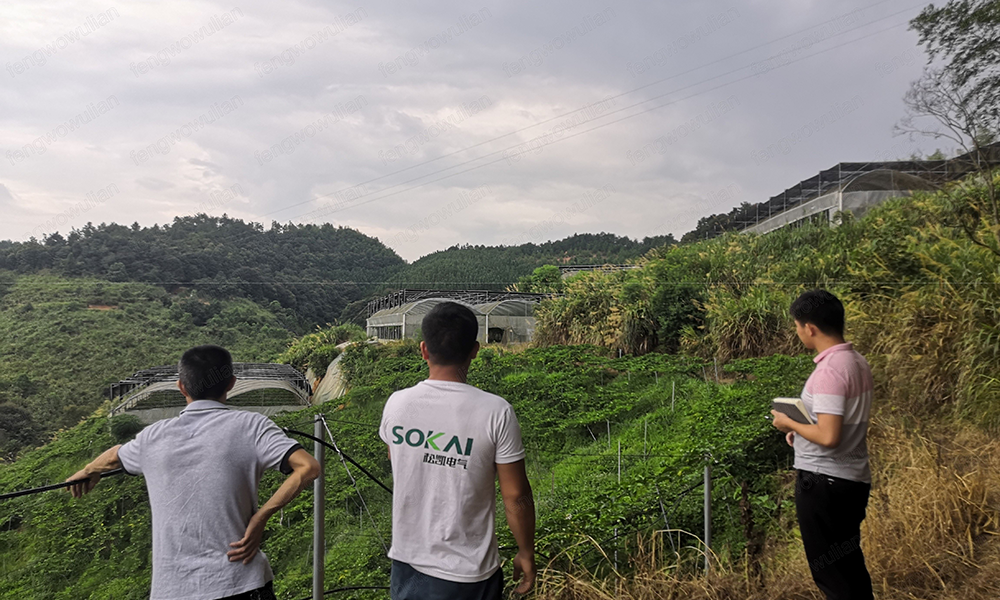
[118,400,301,600]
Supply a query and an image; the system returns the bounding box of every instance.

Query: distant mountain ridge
[0,216,676,325]
[398,232,676,287]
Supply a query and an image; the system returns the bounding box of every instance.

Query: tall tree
[899,0,1000,253]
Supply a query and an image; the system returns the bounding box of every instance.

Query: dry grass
[530,418,1000,599]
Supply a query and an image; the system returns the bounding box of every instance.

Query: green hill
[2,219,676,328]
[0,216,407,328]
[396,233,676,290]
[0,342,808,599]
[0,273,296,454]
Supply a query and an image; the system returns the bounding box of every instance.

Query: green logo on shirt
[391,426,474,455]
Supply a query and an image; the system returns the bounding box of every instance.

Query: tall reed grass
[530,418,1000,600]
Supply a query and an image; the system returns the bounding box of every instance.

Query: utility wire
[320,415,389,554]
[0,469,125,501]
[284,10,922,221]
[284,428,393,496]
[266,0,914,218]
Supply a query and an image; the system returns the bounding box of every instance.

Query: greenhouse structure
[365,290,549,344]
[741,142,1000,234]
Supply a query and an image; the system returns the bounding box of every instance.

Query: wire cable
[284,428,393,496]
[266,0,917,218]
[294,17,916,223]
[0,469,125,501]
[319,415,389,554]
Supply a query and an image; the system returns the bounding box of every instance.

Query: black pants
[796,470,874,600]
[217,581,276,600]
[391,560,503,600]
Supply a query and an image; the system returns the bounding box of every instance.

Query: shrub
[277,323,366,376]
[109,414,144,443]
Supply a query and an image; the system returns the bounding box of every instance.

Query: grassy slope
[4,180,1000,597]
[0,344,814,599]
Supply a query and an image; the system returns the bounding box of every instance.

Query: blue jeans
[390,560,503,600]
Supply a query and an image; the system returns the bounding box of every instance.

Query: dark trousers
[391,560,503,600]
[796,470,874,600]
[217,581,276,600]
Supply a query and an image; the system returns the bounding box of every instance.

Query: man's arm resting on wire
[497,460,536,594]
[66,445,123,498]
[228,448,321,564]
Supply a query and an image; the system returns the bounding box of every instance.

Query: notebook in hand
[771,397,814,425]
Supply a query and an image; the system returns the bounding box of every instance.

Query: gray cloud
[135,177,175,191]
[0,183,16,205]
[0,0,940,260]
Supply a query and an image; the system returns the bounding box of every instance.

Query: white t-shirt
[117,400,301,600]
[379,379,526,583]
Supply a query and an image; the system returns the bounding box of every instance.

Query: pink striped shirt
[793,342,874,483]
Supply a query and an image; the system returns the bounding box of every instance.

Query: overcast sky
[0,0,940,261]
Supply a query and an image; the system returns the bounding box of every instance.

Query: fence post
[704,454,712,573]
[614,527,619,571]
[617,441,622,484]
[313,414,325,600]
[671,380,676,412]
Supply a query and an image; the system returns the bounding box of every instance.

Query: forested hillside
[398,233,676,290]
[1,218,677,328]
[0,216,406,328]
[0,274,296,455]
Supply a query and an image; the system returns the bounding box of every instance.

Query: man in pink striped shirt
[771,289,874,600]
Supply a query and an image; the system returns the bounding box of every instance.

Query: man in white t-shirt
[67,345,320,600]
[379,301,536,599]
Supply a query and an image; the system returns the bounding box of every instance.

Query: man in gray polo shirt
[68,345,320,600]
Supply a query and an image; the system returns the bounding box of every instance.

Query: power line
[284,428,393,496]
[265,0,915,218]
[320,415,389,554]
[291,16,916,223]
[0,469,125,501]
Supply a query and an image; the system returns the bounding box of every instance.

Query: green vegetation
[276,323,367,377]
[396,233,676,291]
[0,219,678,330]
[0,216,406,328]
[0,342,811,599]
[537,173,1000,429]
[0,273,295,451]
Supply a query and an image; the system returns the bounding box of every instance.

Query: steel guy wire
[320,415,389,554]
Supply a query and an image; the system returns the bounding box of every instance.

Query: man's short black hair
[421,302,479,365]
[790,289,845,337]
[178,345,234,400]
